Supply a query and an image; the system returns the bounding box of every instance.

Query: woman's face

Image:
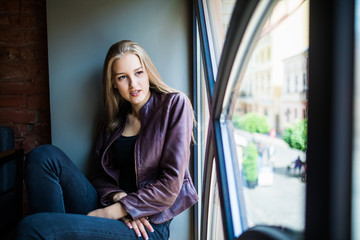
[112,53,151,112]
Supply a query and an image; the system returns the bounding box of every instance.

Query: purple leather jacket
[92,91,199,224]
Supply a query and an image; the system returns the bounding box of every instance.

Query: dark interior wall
[46,0,193,173]
[0,0,51,153]
[46,0,193,239]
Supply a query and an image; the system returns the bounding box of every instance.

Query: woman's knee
[27,145,61,161]
[26,145,66,167]
[16,213,52,239]
[25,145,69,177]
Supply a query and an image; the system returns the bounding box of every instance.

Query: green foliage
[243,142,258,182]
[282,119,307,152]
[233,113,270,134]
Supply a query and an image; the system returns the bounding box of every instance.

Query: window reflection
[197,42,210,175]
[197,0,309,237]
[207,160,225,240]
[204,0,236,66]
[232,0,308,231]
[195,24,210,240]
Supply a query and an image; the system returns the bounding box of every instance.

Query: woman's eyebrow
[114,66,142,76]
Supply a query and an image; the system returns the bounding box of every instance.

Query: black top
[110,135,138,193]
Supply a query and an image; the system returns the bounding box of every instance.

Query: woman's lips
[130,90,141,97]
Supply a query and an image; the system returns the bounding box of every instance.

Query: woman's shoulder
[147,91,192,117]
[156,91,190,105]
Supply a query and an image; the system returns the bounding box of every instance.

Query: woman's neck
[131,107,141,119]
[122,112,141,136]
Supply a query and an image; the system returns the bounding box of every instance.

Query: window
[195,0,309,239]
[195,0,356,239]
[231,0,308,231]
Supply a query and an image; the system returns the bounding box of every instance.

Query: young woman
[16,40,198,240]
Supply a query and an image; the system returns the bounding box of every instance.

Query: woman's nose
[129,76,136,87]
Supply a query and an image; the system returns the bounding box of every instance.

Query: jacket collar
[139,90,161,121]
[107,91,159,142]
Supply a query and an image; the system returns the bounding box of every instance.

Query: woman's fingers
[135,219,149,240]
[140,217,154,233]
[122,217,153,239]
[121,217,133,229]
[131,220,144,239]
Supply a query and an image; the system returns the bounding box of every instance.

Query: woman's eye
[118,75,126,80]
[136,71,143,76]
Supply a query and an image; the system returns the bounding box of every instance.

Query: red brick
[33,124,50,138]
[0,16,10,25]
[25,29,45,43]
[18,15,38,27]
[20,46,36,60]
[21,1,45,15]
[0,63,25,79]
[0,95,26,108]
[23,134,50,153]
[0,1,20,15]
[14,139,22,150]
[27,94,49,109]
[9,15,20,25]
[9,124,31,139]
[0,15,20,25]
[0,47,21,60]
[24,124,34,136]
[20,45,48,60]
[0,109,37,124]
[0,80,34,94]
[23,62,46,78]
[34,75,49,94]
[0,28,25,44]
[21,135,39,153]
[0,0,51,152]
[34,45,48,60]
[37,109,50,124]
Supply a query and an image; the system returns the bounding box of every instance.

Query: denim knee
[16,213,47,239]
[26,145,66,174]
[27,145,61,163]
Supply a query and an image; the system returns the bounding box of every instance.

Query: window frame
[193,0,355,239]
[305,1,354,239]
[195,0,278,239]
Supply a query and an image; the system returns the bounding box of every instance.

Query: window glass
[204,0,237,71]
[231,0,309,231]
[195,23,210,240]
[197,34,210,179]
[207,160,225,240]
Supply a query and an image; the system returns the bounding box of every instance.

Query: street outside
[234,129,306,231]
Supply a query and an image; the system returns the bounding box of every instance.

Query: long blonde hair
[102,40,179,132]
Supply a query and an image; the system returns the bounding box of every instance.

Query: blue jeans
[16,145,170,240]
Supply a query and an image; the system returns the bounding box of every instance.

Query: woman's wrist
[113,191,127,202]
[107,202,128,219]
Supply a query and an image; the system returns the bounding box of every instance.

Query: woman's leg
[16,213,171,240]
[25,145,98,214]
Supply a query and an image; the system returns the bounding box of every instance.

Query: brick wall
[0,0,51,153]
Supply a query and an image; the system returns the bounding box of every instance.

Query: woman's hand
[87,202,127,220]
[112,191,127,202]
[121,216,154,240]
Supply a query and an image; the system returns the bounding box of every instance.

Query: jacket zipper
[134,129,140,189]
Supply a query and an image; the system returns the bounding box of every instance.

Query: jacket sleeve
[91,129,126,206]
[119,93,193,219]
